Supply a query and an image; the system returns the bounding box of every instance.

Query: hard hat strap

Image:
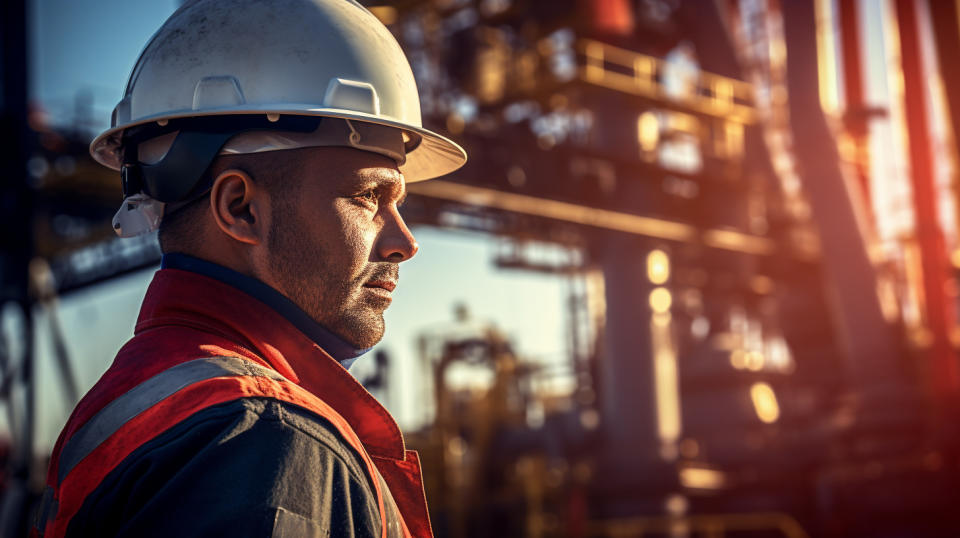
[118,115,413,207]
[139,130,236,203]
[120,115,323,203]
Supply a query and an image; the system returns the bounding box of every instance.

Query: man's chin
[331,312,386,350]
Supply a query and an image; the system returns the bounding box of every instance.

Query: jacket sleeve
[64,398,382,538]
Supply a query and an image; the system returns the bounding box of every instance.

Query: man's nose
[376,206,419,262]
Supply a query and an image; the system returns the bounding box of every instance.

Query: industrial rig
[4,0,960,536]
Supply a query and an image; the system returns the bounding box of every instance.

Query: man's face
[258,146,417,349]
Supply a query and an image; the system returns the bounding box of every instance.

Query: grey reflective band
[57,356,288,484]
[378,471,406,538]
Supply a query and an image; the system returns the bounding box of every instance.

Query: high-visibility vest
[35,356,426,537]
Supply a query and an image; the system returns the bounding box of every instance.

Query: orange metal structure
[894,0,959,396]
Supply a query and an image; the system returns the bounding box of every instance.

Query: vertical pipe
[838,0,865,115]
[599,234,659,479]
[927,0,960,268]
[927,0,960,152]
[838,0,876,227]
[894,0,959,395]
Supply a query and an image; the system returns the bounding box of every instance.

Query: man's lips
[364,280,396,292]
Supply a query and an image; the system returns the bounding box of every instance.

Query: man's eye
[355,190,378,204]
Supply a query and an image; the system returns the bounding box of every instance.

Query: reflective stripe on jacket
[36,268,432,537]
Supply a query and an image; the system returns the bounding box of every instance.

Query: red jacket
[36,268,432,537]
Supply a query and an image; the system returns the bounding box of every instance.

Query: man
[34,0,466,536]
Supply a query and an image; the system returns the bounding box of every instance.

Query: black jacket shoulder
[66,397,382,538]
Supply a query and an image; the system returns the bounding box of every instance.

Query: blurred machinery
[4,0,960,536]
[369,0,960,536]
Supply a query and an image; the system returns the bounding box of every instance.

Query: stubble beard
[267,204,387,350]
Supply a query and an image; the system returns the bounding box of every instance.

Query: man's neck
[160,252,369,369]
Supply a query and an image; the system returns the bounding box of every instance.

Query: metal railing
[579,39,757,125]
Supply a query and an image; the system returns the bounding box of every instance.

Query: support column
[596,233,679,510]
[780,1,902,386]
[0,0,37,536]
[894,0,959,396]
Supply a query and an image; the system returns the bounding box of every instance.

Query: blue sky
[30,0,181,130]
[21,0,572,449]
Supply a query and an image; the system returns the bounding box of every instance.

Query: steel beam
[780,0,902,387]
[894,0,959,395]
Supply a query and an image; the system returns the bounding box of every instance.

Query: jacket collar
[135,268,406,460]
[160,253,370,367]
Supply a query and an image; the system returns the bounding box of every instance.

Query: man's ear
[209,168,265,245]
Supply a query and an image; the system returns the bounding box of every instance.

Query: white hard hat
[93,0,467,236]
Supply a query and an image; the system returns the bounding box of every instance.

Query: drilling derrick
[364,0,960,536]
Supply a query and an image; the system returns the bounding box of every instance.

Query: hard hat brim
[90,107,467,183]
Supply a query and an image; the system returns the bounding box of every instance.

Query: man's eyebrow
[367,170,407,206]
[351,169,401,189]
